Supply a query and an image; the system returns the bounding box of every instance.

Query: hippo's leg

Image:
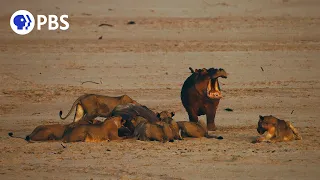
[186,107,199,123]
[205,100,220,131]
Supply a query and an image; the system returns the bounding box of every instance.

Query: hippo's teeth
[214,79,219,91]
[207,79,212,91]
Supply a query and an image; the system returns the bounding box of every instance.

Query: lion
[177,120,223,139]
[132,115,177,142]
[156,111,182,140]
[111,103,160,137]
[59,94,139,123]
[133,121,169,142]
[25,124,67,142]
[8,119,102,142]
[253,115,302,143]
[62,116,125,143]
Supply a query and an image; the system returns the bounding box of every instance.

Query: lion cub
[62,116,124,143]
[177,120,223,139]
[254,115,302,143]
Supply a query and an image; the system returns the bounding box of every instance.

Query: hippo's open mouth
[207,78,222,99]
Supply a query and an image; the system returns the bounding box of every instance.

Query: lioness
[177,120,223,139]
[157,111,182,140]
[133,121,171,142]
[254,115,302,143]
[62,116,124,143]
[112,103,160,136]
[132,115,177,142]
[8,120,102,142]
[59,94,138,122]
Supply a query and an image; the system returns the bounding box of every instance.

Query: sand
[1,0,320,179]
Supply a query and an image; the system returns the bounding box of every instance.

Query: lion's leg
[255,132,274,143]
[286,121,302,140]
[175,130,183,140]
[48,133,58,141]
[180,129,189,138]
[160,132,168,143]
[268,136,287,143]
[109,131,122,141]
[72,131,87,142]
[97,105,111,118]
[255,136,266,143]
[111,136,125,141]
[84,133,102,142]
[74,104,84,122]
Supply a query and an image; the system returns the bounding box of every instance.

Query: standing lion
[59,94,138,122]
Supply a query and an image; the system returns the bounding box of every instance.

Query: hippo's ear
[259,115,264,120]
[171,112,175,117]
[199,68,209,76]
[189,67,195,73]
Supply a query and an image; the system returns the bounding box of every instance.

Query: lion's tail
[205,133,224,140]
[198,120,223,140]
[59,94,90,120]
[287,121,302,140]
[8,132,32,142]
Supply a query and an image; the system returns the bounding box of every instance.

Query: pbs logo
[10,10,69,35]
[10,10,35,35]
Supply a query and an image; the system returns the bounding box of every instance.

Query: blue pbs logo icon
[10,10,35,35]
[10,10,69,35]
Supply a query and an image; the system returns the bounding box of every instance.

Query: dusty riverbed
[1,0,320,179]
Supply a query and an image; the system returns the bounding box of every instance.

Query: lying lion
[157,111,182,140]
[133,122,172,142]
[177,120,223,139]
[254,115,302,143]
[112,103,161,136]
[62,116,124,143]
[132,116,176,142]
[8,120,102,142]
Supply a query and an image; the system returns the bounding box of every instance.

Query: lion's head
[156,111,175,120]
[257,115,277,135]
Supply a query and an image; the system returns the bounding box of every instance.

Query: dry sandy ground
[1,0,320,179]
